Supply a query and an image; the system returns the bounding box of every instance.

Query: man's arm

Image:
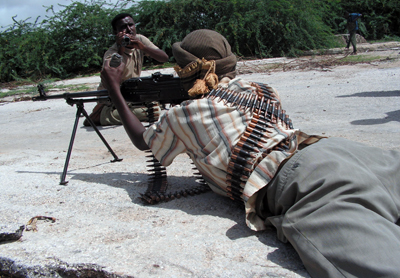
[100,59,150,151]
[116,33,168,63]
[129,37,169,63]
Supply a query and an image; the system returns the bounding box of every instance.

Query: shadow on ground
[16,169,308,276]
[337,90,400,125]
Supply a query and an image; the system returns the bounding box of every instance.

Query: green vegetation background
[1,0,399,83]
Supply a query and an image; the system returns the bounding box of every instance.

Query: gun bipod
[59,99,122,185]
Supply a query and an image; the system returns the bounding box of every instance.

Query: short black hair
[111,13,134,30]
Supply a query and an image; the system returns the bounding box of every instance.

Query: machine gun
[33,72,189,185]
[32,72,189,105]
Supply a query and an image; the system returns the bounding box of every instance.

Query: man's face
[114,16,136,36]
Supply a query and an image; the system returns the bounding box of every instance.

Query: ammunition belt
[139,102,211,205]
[206,85,293,129]
[140,83,294,204]
[206,86,293,202]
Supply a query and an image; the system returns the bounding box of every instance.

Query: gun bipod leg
[79,103,122,163]
[59,103,82,185]
[60,101,122,185]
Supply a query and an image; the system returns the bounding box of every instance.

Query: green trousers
[262,138,400,278]
[346,30,357,53]
[100,103,160,126]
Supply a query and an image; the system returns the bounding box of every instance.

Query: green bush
[1,0,399,83]
[0,18,54,82]
[327,0,400,40]
[131,0,337,58]
[0,0,130,82]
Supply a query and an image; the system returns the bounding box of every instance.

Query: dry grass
[236,51,399,74]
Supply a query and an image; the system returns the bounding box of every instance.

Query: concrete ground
[0,43,399,277]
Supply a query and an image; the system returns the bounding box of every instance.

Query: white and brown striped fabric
[143,78,321,231]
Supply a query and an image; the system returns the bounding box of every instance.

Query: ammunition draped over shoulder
[206,86,295,202]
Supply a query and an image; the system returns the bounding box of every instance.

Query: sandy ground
[0,42,399,277]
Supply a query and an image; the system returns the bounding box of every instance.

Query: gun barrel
[32,89,108,101]
[121,35,130,47]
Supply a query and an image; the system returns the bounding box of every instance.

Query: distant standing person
[345,12,362,55]
[84,13,169,126]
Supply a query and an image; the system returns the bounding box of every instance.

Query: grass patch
[0,85,38,98]
[43,83,92,92]
[369,36,400,43]
[341,55,384,63]
[340,54,399,65]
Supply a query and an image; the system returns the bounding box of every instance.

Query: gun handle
[110,53,122,68]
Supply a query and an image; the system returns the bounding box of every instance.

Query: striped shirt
[143,78,321,230]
